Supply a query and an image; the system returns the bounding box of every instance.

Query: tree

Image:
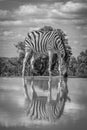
[0,57,18,77]
[68,56,77,76]
[76,49,87,77]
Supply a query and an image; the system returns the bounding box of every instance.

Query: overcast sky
[0,0,87,57]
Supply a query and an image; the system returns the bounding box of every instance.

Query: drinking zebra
[22,28,67,100]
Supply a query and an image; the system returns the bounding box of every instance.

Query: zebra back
[24,29,66,58]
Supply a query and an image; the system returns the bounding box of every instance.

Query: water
[0,77,87,130]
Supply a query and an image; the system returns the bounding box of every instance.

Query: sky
[0,0,87,57]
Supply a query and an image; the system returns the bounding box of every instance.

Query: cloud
[14,1,87,20]
[73,40,79,44]
[13,2,74,23]
[15,5,38,15]
[0,1,87,26]
[0,9,9,16]
[0,1,86,36]
[72,19,87,27]
[82,35,87,39]
[60,1,87,13]
[73,0,87,2]
[0,0,5,1]
[14,4,50,20]
[0,9,15,22]
[0,20,23,26]
[49,1,87,20]
[3,31,13,36]
[0,1,87,57]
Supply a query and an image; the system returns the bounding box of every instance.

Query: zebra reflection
[25,77,70,122]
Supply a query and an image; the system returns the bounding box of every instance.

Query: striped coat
[24,29,66,58]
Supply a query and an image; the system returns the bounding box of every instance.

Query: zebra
[22,29,67,101]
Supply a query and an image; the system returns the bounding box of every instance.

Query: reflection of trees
[25,77,70,122]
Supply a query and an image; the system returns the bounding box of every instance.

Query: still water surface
[0,78,87,130]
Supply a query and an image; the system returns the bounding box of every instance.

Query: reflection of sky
[0,78,87,129]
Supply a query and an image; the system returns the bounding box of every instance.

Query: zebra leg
[58,55,62,77]
[30,55,34,89]
[63,62,68,78]
[22,51,30,99]
[58,55,63,77]
[58,55,63,94]
[22,51,29,77]
[48,51,52,102]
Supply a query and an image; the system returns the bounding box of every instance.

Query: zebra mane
[38,26,53,32]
